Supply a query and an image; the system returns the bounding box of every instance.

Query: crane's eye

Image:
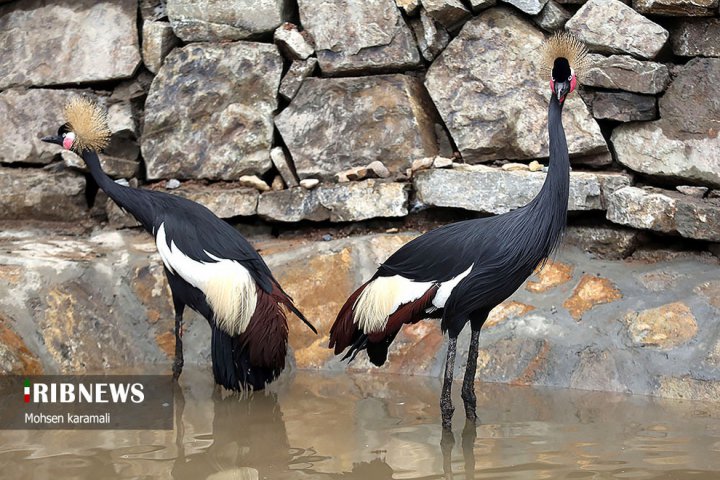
[62,133,67,138]
[568,75,572,81]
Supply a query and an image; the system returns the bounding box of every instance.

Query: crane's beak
[554,81,570,102]
[41,135,63,145]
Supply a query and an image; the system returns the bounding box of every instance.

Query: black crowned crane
[329,33,589,429]
[42,98,316,391]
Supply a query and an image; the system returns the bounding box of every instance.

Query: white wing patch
[155,223,257,336]
[353,275,433,334]
[432,264,473,309]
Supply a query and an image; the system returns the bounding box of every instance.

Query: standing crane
[42,98,316,391]
[329,33,588,429]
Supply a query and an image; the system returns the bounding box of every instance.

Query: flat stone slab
[297,0,420,75]
[142,42,282,181]
[566,0,669,59]
[607,186,720,241]
[584,91,657,122]
[612,123,720,188]
[167,0,291,41]
[414,166,631,214]
[257,180,408,222]
[583,54,670,94]
[0,0,140,89]
[633,0,718,16]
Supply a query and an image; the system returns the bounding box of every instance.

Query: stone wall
[0,0,719,399]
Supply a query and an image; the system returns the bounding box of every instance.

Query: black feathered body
[81,152,312,390]
[330,95,570,363]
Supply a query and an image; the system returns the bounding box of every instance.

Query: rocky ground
[0,0,718,399]
[1,226,719,401]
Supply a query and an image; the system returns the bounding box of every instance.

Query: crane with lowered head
[42,98,317,391]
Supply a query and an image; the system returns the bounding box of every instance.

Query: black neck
[527,95,570,254]
[81,150,154,230]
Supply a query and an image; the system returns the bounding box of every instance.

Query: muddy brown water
[1,368,720,479]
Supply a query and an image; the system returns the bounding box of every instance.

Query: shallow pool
[2,368,720,479]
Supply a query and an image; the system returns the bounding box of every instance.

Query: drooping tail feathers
[329,280,438,367]
[211,283,313,391]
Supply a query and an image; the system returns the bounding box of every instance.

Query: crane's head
[542,33,588,104]
[41,97,110,153]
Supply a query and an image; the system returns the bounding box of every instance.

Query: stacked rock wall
[0,0,719,399]
[0,0,718,238]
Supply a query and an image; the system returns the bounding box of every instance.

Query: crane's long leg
[172,303,186,381]
[441,336,458,430]
[461,329,480,422]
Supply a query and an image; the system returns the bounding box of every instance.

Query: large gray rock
[633,0,718,16]
[1,90,139,176]
[565,0,669,59]
[607,186,720,241]
[0,0,140,89]
[670,19,720,58]
[142,43,283,181]
[583,91,656,122]
[612,124,720,188]
[425,9,607,163]
[583,54,670,94]
[276,75,447,180]
[532,0,571,31]
[142,21,180,74]
[167,0,290,41]
[1,89,76,166]
[0,168,87,221]
[298,0,420,75]
[410,8,451,62]
[257,181,408,222]
[612,58,720,188]
[659,58,720,137]
[414,166,631,214]
[421,0,472,31]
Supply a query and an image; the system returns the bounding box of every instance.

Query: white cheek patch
[63,132,76,150]
[155,223,257,335]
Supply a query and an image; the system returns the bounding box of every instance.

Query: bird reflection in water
[169,379,483,480]
[170,386,328,479]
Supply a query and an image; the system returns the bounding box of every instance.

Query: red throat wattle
[62,136,74,150]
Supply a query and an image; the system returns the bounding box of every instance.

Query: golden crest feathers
[541,32,589,82]
[63,97,111,153]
